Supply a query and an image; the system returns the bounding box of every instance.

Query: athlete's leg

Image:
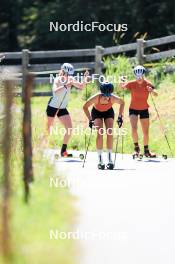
[94,118,103,149]
[140,118,149,147]
[58,114,73,145]
[94,118,104,164]
[47,117,55,135]
[130,114,139,144]
[104,117,114,164]
[104,118,114,149]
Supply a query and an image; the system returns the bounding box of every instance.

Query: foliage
[0,0,175,51]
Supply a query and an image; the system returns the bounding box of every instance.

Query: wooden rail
[0,34,175,95]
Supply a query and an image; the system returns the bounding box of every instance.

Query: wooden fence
[0,35,175,96]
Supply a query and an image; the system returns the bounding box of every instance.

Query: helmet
[100,82,114,97]
[61,63,74,75]
[133,65,146,79]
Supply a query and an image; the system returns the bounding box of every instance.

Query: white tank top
[49,77,71,109]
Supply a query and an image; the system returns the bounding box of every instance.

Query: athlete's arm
[146,84,158,96]
[52,78,68,93]
[118,81,130,90]
[54,80,73,93]
[72,70,90,90]
[83,94,98,120]
[111,95,125,116]
[72,81,86,90]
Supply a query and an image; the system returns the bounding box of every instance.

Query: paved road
[45,149,175,264]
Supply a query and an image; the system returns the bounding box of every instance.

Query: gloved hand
[117,115,123,128]
[89,120,95,129]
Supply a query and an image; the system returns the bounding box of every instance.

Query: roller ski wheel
[55,154,60,160]
[106,163,114,170]
[162,154,167,160]
[79,154,84,160]
[98,163,105,170]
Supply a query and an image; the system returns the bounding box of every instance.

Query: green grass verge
[0,95,77,264]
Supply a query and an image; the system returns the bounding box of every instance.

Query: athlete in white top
[46,63,89,156]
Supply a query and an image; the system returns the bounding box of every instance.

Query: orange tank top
[94,95,113,112]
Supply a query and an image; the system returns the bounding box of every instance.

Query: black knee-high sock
[134,142,140,152]
[144,145,149,153]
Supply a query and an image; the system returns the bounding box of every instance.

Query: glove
[89,120,94,129]
[117,115,123,128]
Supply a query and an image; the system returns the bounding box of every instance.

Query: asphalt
[45,149,175,264]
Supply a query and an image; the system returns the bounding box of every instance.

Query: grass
[0,93,77,264]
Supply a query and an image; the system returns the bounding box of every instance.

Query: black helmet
[100,82,114,97]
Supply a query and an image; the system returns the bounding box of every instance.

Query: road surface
[45,149,175,264]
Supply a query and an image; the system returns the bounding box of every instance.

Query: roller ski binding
[98,163,105,170]
[106,163,114,170]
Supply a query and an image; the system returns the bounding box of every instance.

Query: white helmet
[61,63,74,75]
[133,65,146,79]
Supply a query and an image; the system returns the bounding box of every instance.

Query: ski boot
[144,150,156,158]
[132,146,141,159]
[106,163,114,170]
[61,151,73,158]
[98,163,105,170]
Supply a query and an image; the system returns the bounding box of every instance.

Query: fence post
[1,80,14,258]
[136,39,145,65]
[22,49,29,102]
[95,46,104,86]
[23,74,34,203]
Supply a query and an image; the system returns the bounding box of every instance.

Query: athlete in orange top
[83,82,124,169]
[121,65,158,157]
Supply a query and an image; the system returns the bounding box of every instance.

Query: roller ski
[106,163,114,170]
[55,151,84,160]
[142,151,167,160]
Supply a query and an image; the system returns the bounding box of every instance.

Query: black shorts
[91,107,114,121]
[129,108,149,119]
[46,105,69,118]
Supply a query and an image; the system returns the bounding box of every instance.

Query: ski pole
[121,91,125,159]
[84,84,88,150]
[114,133,120,168]
[151,94,174,157]
[121,133,124,160]
[82,128,92,168]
